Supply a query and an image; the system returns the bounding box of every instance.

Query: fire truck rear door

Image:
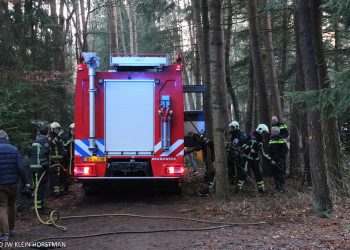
[105,80,154,154]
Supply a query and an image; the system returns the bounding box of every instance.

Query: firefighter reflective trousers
[32,172,47,210]
[49,160,63,196]
[236,157,265,191]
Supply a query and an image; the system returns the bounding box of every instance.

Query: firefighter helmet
[50,122,61,132]
[229,121,240,130]
[69,123,75,129]
[256,124,269,134]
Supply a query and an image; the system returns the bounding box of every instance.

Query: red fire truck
[73,53,185,193]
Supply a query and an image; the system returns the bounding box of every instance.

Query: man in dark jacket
[268,126,289,192]
[30,126,51,213]
[0,130,29,242]
[271,116,289,139]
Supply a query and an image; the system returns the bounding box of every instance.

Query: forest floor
[10,158,350,249]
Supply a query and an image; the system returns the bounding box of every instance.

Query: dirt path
[11,170,350,249]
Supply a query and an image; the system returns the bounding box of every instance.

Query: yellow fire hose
[34,163,67,231]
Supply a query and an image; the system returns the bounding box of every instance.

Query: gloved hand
[200,134,211,145]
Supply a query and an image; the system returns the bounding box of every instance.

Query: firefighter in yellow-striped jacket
[268,126,289,192]
[63,123,75,175]
[62,123,75,193]
[30,125,50,213]
[236,124,276,194]
[49,122,66,197]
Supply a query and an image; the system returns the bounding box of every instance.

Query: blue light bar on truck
[110,54,170,67]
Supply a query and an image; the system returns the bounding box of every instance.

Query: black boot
[279,182,285,192]
[198,187,211,197]
[276,182,285,193]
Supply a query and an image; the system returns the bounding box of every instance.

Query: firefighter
[184,132,198,174]
[29,125,50,213]
[49,122,66,197]
[62,123,75,193]
[268,126,289,192]
[236,124,276,194]
[197,133,215,196]
[271,116,289,139]
[226,121,245,184]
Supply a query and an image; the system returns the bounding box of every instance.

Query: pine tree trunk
[188,19,199,109]
[133,10,138,53]
[263,0,283,119]
[125,1,134,53]
[209,0,229,201]
[279,9,289,109]
[293,12,311,184]
[106,7,112,52]
[24,0,33,65]
[190,20,201,110]
[67,29,73,70]
[57,0,65,70]
[113,4,119,52]
[50,0,57,69]
[245,54,255,132]
[192,0,214,172]
[183,67,196,110]
[0,0,9,22]
[220,9,231,133]
[311,0,344,194]
[73,0,83,55]
[224,0,240,122]
[117,6,127,53]
[79,0,88,51]
[247,0,270,126]
[201,0,213,140]
[14,0,26,65]
[334,23,340,72]
[107,3,118,52]
[51,0,65,70]
[195,43,202,109]
[302,127,311,185]
[254,92,259,129]
[297,0,332,212]
[0,0,10,48]
[290,13,303,179]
